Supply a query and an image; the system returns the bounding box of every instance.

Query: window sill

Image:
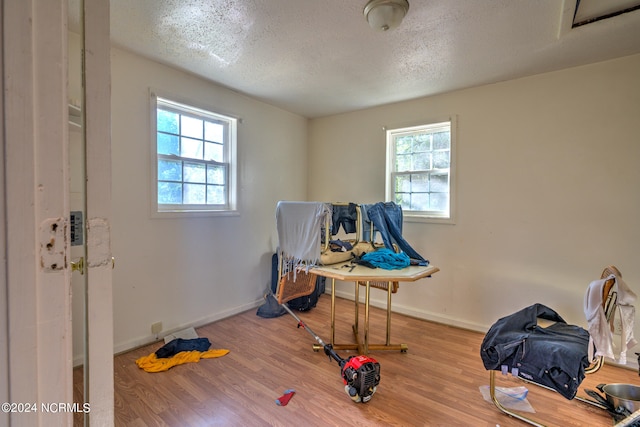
[404,214,456,225]
[152,209,240,219]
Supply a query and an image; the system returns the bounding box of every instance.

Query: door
[2,0,107,425]
[69,0,114,425]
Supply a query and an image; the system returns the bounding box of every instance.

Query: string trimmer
[279,301,381,403]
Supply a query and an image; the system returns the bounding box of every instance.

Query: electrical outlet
[151,322,162,335]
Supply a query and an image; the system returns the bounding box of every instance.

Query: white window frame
[385,116,456,224]
[150,91,238,217]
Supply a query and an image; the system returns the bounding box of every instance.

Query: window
[153,95,237,214]
[386,118,455,222]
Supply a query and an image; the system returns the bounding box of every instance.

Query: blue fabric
[365,202,428,265]
[155,337,211,358]
[256,292,286,318]
[480,303,590,400]
[360,204,377,242]
[329,239,353,252]
[331,203,357,235]
[361,248,410,270]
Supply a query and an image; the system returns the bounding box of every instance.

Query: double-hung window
[153,95,237,214]
[386,118,455,222]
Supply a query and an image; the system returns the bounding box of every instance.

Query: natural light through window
[386,118,455,222]
[153,95,237,214]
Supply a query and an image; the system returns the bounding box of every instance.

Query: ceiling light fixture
[363,0,410,31]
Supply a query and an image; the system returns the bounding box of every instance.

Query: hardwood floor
[74,294,640,426]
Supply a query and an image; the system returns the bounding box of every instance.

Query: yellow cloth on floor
[135,349,230,373]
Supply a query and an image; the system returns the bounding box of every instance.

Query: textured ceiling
[103,0,640,118]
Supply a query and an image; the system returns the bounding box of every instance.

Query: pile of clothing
[135,337,229,373]
[480,303,590,400]
[360,202,428,267]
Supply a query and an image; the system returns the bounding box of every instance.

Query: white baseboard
[331,289,640,372]
[74,293,640,375]
[73,299,263,367]
[331,288,486,333]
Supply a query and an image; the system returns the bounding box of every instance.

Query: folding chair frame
[488,266,622,426]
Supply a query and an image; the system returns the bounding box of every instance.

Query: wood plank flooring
[74,294,640,426]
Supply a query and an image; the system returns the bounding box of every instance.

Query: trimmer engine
[340,354,381,403]
[278,300,382,404]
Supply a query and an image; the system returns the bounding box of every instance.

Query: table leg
[386,281,392,345]
[321,277,407,354]
[354,280,359,332]
[331,277,336,346]
[351,280,365,354]
[364,280,371,354]
[321,277,358,352]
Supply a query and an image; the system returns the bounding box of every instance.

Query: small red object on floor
[275,389,295,406]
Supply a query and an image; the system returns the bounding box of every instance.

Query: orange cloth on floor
[135,349,230,373]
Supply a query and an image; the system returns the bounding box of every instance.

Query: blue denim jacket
[480,303,590,400]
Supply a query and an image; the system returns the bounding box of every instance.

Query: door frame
[3,0,73,424]
[82,0,114,424]
[0,6,7,427]
[1,0,113,424]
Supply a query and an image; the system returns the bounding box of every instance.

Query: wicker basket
[276,269,318,305]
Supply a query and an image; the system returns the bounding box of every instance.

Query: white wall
[308,54,640,364]
[110,47,308,354]
[108,47,640,369]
